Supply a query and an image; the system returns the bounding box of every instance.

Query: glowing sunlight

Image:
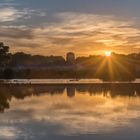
[105,51,111,57]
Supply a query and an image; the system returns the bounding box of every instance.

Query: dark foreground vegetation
[0,42,140,81]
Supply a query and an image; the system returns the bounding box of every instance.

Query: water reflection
[0,84,140,139]
[0,84,140,113]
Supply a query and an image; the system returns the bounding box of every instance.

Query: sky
[0,0,140,56]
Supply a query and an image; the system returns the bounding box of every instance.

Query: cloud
[0,12,140,56]
[32,12,140,55]
[0,7,23,22]
[1,92,140,137]
[0,26,33,39]
[51,12,140,46]
[0,6,47,23]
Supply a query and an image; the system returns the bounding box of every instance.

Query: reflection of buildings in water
[67,86,75,97]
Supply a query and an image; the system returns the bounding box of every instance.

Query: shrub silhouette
[3,68,14,79]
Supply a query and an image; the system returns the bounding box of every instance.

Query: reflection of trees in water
[0,86,11,113]
[0,84,140,112]
[75,84,139,98]
[33,85,65,96]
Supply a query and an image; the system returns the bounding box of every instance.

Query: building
[66,52,75,64]
[67,86,75,97]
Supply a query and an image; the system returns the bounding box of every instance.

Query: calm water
[0,83,140,140]
[1,78,140,84]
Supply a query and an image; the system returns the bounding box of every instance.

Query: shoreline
[0,79,140,85]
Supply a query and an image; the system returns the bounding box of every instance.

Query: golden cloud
[0,12,140,56]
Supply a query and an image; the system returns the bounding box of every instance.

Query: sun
[105,51,111,57]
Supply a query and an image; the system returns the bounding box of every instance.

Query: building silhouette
[66,52,75,64]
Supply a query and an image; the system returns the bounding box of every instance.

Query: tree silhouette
[3,68,14,79]
[0,42,11,67]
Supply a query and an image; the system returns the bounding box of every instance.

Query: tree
[3,68,14,79]
[0,42,11,67]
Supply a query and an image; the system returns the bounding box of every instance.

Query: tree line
[0,42,140,80]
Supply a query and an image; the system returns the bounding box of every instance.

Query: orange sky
[0,0,140,56]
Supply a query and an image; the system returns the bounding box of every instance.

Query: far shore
[0,79,140,85]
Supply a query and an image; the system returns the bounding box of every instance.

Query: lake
[1,78,140,84]
[0,83,140,140]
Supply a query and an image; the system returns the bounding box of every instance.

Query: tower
[66,52,75,64]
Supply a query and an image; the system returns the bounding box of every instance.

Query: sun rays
[105,51,111,57]
[93,53,134,81]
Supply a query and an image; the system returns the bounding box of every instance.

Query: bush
[3,68,14,79]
